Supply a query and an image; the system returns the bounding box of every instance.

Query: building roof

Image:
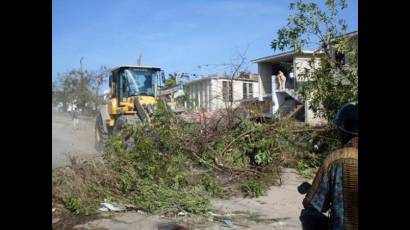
[183,75,258,85]
[252,32,357,64]
[110,65,161,72]
[251,50,318,64]
[316,31,358,52]
[333,31,358,40]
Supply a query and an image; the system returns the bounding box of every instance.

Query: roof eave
[183,76,257,85]
[251,50,317,63]
[111,65,161,72]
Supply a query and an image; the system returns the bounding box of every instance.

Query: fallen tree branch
[289,128,328,133]
[190,148,224,172]
[206,145,262,175]
[220,128,258,156]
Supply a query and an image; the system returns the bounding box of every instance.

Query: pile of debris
[52,102,340,217]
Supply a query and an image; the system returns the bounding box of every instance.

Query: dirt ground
[52,112,99,169]
[52,112,311,229]
[53,169,309,230]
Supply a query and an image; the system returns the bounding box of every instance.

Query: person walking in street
[72,107,80,130]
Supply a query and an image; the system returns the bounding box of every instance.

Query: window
[222,81,233,102]
[243,83,248,99]
[335,51,346,65]
[109,71,116,97]
[121,74,129,98]
[243,83,253,99]
[222,81,227,101]
[118,68,160,96]
[248,83,253,98]
[229,82,233,101]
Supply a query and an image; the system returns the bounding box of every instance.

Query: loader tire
[95,113,108,152]
[113,115,141,140]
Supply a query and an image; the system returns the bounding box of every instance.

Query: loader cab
[109,65,163,106]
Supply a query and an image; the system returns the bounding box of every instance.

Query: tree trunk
[95,89,99,111]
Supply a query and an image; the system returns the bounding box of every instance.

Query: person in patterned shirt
[300,102,358,230]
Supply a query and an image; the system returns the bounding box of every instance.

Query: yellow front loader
[95,65,164,151]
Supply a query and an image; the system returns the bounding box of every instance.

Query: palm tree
[164,72,178,88]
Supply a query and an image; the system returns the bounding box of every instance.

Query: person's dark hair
[332,102,358,143]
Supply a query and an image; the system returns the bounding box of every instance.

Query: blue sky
[52,0,357,81]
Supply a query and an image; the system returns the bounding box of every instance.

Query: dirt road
[66,168,309,230]
[52,112,99,169]
[210,168,310,229]
[52,112,311,229]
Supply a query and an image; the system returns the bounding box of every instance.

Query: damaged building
[182,74,261,112]
[252,31,358,125]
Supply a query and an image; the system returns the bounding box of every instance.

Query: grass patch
[240,179,267,198]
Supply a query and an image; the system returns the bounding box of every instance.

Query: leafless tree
[199,46,251,130]
[53,66,108,113]
[219,46,250,129]
[89,66,109,110]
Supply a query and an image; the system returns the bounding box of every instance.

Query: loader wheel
[113,115,141,140]
[95,113,108,152]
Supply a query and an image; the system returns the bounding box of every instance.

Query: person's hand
[302,198,311,209]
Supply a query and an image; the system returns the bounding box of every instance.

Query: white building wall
[255,55,327,125]
[193,84,197,108]
[199,82,203,109]
[233,80,246,101]
[204,81,208,111]
[250,80,260,100]
[184,78,260,112]
[293,57,321,82]
[208,79,222,111]
[304,100,327,126]
[208,80,212,111]
[293,57,326,125]
[209,79,232,111]
[257,63,273,95]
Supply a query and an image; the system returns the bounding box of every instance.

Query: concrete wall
[331,36,358,66]
[257,57,320,94]
[304,100,327,126]
[184,78,260,112]
[293,57,321,83]
[255,55,327,125]
[184,79,211,111]
[257,63,273,95]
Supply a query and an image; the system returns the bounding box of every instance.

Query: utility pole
[80,57,84,73]
[137,52,142,66]
[79,57,84,109]
[80,57,84,89]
